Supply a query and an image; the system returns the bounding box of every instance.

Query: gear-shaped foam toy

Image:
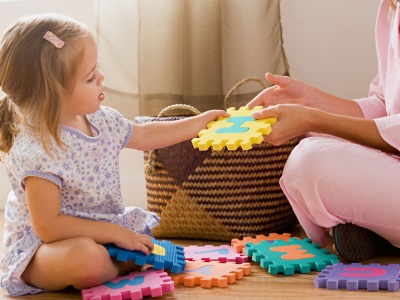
[184,245,248,264]
[81,268,175,300]
[231,233,292,254]
[245,238,339,275]
[192,106,276,151]
[315,263,400,292]
[105,238,186,273]
[171,260,251,288]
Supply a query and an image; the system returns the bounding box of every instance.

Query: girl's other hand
[114,231,154,255]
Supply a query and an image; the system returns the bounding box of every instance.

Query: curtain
[97,0,289,118]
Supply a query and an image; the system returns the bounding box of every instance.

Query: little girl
[0,14,228,296]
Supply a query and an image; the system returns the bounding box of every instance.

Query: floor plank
[0,211,399,299]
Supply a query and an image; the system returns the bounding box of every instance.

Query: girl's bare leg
[21,237,139,291]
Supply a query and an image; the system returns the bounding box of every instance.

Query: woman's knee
[281,138,325,185]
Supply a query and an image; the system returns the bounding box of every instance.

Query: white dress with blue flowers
[0,106,159,296]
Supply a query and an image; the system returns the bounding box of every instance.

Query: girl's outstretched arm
[126,109,229,151]
[24,176,154,254]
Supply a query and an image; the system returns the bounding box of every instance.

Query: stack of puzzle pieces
[81,233,400,299]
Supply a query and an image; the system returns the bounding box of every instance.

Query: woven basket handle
[145,104,201,174]
[158,104,201,117]
[224,77,267,109]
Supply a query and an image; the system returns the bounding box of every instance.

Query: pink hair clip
[43,31,65,49]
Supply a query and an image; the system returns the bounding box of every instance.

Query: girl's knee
[67,238,115,288]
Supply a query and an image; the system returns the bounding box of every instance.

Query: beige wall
[0,0,383,209]
[281,0,380,99]
[0,0,98,208]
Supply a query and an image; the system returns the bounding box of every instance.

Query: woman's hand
[252,104,317,145]
[247,73,312,109]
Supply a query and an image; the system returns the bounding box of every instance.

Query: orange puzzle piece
[231,233,292,254]
[171,260,251,288]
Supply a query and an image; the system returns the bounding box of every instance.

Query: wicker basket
[134,78,299,241]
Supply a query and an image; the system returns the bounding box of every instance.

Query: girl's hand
[247,73,312,109]
[114,229,154,255]
[252,104,317,146]
[198,109,230,126]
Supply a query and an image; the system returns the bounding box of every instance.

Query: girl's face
[63,39,105,123]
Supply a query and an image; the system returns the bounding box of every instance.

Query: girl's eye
[87,74,96,83]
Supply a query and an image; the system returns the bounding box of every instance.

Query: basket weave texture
[134,78,299,241]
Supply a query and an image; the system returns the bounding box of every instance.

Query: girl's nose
[97,70,105,85]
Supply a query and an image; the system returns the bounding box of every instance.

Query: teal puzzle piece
[215,116,254,134]
[245,238,339,275]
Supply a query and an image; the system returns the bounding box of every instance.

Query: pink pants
[280,136,400,248]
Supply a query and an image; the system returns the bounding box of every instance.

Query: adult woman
[247,0,400,262]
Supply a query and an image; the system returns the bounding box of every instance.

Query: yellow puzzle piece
[192,106,276,151]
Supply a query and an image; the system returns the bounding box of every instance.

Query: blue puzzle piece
[104,275,145,289]
[315,263,400,292]
[245,238,339,275]
[216,116,254,134]
[105,238,186,273]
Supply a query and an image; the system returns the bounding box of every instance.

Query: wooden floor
[0,211,399,300]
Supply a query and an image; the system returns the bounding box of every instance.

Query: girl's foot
[332,223,394,262]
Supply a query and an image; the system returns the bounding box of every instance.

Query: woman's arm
[126,110,229,151]
[25,176,154,254]
[247,73,365,118]
[253,104,398,154]
[247,73,398,154]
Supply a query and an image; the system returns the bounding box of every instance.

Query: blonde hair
[0,14,94,161]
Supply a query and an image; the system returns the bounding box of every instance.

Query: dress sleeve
[96,106,133,150]
[7,137,63,190]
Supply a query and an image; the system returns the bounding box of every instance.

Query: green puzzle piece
[245,238,339,275]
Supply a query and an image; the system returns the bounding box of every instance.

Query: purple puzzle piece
[184,245,248,264]
[315,263,400,292]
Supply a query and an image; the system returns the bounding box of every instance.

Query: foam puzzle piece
[192,106,277,151]
[81,268,175,300]
[171,260,251,288]
[231,233,292,254]
[105,238,186,273]
[245,238,339,275]
[184,245,248,263]
[315,263,400,292]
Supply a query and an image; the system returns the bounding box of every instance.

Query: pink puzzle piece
[171,260,251,288]
[231,233,292,254]
[184,245,248,263]
[81,268,174,300]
